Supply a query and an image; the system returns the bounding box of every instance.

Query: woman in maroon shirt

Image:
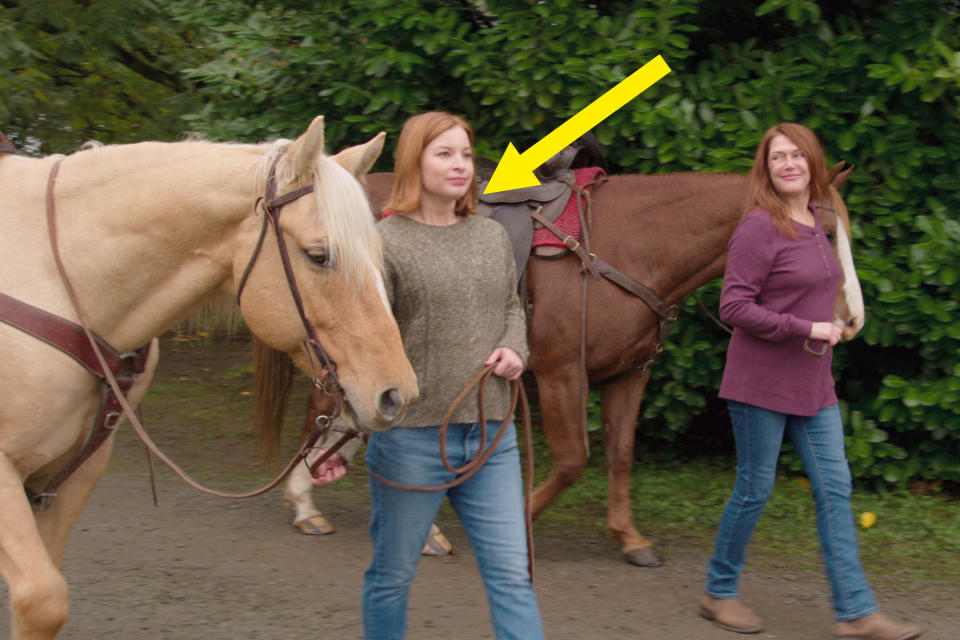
[698,124,921,640]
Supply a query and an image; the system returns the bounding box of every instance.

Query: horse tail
[251,336,293,461]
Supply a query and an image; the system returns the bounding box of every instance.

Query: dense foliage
[3,0,957,487]
[0,0,204,152]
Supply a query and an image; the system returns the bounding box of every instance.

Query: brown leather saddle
[476,142,679,379]
[475,146,581,278]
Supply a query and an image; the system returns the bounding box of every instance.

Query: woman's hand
[485,347,524,380]
[809,322,842,346]
[308,450,347,486]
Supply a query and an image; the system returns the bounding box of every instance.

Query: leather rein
[16,149,346,508]
[308,365,537,580]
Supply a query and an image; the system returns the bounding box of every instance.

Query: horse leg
[0,454,70,640]
[530,367,589,519]
[33,440,114,568]
[285,387,453,554]
[600,371,662,567]
[284,386,335,535]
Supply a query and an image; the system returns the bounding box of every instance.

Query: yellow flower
[860,511,877,528]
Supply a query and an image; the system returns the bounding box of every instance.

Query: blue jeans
[705,402,878,622]
[362,421,544,640]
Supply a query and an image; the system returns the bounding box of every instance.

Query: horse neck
[592,172,746,303]
[52,142,264,349]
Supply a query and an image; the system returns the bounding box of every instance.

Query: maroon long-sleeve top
[718,207,841,416]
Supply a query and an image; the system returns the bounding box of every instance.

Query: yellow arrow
[483,55,671,195]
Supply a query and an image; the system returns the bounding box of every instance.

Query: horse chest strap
[0,291,147,380]
[0,291,151,510]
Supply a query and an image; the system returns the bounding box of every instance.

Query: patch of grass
[533,447,960,589]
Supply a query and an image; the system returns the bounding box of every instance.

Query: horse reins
[307,365,537,580]
[38,149,343,503]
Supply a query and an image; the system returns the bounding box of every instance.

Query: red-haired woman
[699,123,921,640]
[313,111,543,640]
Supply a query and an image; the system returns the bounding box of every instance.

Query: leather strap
[314,365,537,581]
[235,153,340,395]
[0,290,152,510]
[530,200,680,380]
[36,154,334,504]
[529,208,602,280]
[0,291,145,379]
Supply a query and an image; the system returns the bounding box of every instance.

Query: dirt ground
[2,339,955,639]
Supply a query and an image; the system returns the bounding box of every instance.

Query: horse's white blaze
[372,264,392,315]
[834,221,865,333]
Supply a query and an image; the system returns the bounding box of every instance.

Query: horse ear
[827,161,845,182]
[833,164,857,190]
[287,115,326,181]
[832,163,855,190]
[331,132,386,179]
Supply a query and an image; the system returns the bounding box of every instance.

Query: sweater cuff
[497,340,529,368]
[793,318,814,339]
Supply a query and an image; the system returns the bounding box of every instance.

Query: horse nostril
[377,387,403,422]
[847,318,856,328]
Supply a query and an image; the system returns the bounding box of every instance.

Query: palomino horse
[0,117,417,640]
[283,165,864,565]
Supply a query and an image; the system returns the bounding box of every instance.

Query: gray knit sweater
[324,213,528,461]
[379,212,529,428]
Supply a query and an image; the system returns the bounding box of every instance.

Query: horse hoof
[294,515,335,535]
[421,524,453,556]
[623,546,662,567]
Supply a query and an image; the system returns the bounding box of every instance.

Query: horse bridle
[36,149,351,503]
[232,149,363,471]
[236,152,343,402]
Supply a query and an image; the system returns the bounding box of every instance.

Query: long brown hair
[384,111,477,217]
[744,123,828,237]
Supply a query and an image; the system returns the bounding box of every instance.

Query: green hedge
[10,0,952,487]
[176,0,959,487]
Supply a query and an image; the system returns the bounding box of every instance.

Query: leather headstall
[235,151,343,410]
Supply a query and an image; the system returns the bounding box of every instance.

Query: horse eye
[826,232,836,243]
[305,247,334,268]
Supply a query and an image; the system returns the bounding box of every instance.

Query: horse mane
[254,141,383,288]
[251,140,384,459]
[825,182,851,230]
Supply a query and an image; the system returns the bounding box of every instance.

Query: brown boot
[698,594,764,634]
[834,612,923,640]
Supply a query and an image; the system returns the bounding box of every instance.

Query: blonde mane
[256,141,382,290]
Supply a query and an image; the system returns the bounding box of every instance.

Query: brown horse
[283,166,863,565]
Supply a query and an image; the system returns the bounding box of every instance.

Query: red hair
[744,123,828,237]
[384,111,477,217]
